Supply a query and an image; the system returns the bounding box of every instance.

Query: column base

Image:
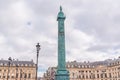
[55,70,69,80]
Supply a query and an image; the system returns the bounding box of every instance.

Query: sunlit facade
[43,57,120,80]
[0,58,36,80]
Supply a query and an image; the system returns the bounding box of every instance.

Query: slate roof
[0,59,35,66]
[66,57,120,68]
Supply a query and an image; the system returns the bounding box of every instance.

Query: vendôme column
[55,6,69,80]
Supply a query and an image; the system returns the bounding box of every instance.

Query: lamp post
[7,57,12,80]
[36,43,41,80]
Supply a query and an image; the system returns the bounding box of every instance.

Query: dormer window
[67,65,70,68]
[4,63,7,66]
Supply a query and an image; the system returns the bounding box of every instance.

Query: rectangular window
[101,74,103,78]
[105,73,107,78]
[20,73,22,78]
[24,73,27,78]
[28,73,31,78]
[12,76,14,78]
[3,76,5,78]
[109,73,112,78]
[97,74,99,78]
[16,73,18,78]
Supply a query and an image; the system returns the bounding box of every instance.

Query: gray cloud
[73,0,120,43]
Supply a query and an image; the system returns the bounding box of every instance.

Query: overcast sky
[0,0,120,77]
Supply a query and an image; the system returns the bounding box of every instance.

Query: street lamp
[36,43,41,80]
[7,57,12,80]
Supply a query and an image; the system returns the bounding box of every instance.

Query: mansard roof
[66,57,120,68]
[0,59,35,66]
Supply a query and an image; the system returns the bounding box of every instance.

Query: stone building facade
[43,57,120,80]
[43,67,56,80]
[0,58,36,80]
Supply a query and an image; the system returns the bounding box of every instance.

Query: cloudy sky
[0,0,120,77]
